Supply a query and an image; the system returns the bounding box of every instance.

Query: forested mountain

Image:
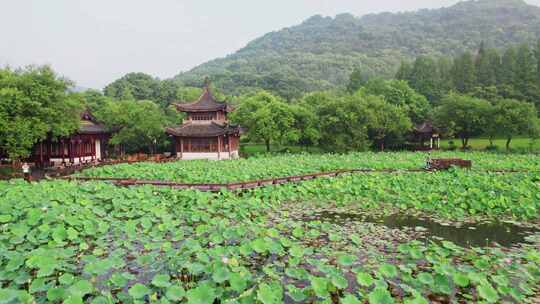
[174,0,540,99]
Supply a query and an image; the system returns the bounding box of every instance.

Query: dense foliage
[174,0,540,99]
[231,92,299,152]
[398,43,540,108]
[432,93,540,149]
[84,80,192,154]
[231,86,423,152]
[103,73,218,108]
[92,99,180,154]
[0,66,83,160]
[1,153,539,303]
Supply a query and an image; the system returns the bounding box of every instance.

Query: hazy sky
[2,0,540,89]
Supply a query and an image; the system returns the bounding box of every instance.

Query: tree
[433,93,491,149]
[300,91,342,109]
[176,86,203,103]
[104,72,160,101]
[403,43,540,107]
[437,57,454,98]
[361,95,412,151]
[0,66,83,160]
[408,56,441,102]
[82,89,112,112]
[252,101,297,152]
[155,79,182,108]
[536,40,540,88]
[475,44,500,88]
[95,99,170,153]
[360,79,431,124]
[316,93,411,152]
[231,91,297,152]
[395,61,412,81]
[513,43,539,103]
[317,96,370,152]
[491,99,539,150]
[470,86,500,102]
[451,52,476,93]
[499,47,518,88]
[290,104,320,148]
[347,67,367,93]
[229,91,269,141]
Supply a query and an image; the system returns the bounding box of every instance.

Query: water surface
[310,211,537,247]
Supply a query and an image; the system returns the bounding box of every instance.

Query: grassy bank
[242,138,540,156]
[440,138,539,151]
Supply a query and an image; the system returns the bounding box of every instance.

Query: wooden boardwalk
[63,168,429,192]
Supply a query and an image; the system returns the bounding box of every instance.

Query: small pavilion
[166,81,243,160]
[413,122,440,150]
[31,110,111,167]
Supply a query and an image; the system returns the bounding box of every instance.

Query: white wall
[50,156,95,166]
[49,140,104,166]
[177,150,239,160]
[95,139,101,160]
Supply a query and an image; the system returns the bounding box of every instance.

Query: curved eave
[175,104,227,113]
[77,131,111,135]
[166,126,243,138]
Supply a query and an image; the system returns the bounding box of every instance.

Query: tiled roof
[79,120,109,134]
[166,122,243,138]
[174,85,232,113]
[78,110,109,134]
[414,122,436,134]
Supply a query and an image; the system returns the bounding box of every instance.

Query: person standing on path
[22,162,31,182]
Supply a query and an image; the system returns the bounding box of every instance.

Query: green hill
[174,0,540,99]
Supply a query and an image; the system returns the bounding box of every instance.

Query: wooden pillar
[430,137,433,150]
[68,140,73,164]
[227,136,231,159]
[217,136,221,160]
[91,138,95,161]
[61,140,65,164]
[71,140,75,164]
[47,141,52,167]
[39,142,44,166]
[188,139,191,154]
[78,140,82,164]
[180,138,184,159]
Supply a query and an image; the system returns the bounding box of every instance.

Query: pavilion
[413,121,440,150]
[31,110,111,167]
[166,81,243,160]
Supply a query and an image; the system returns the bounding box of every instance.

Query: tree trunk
[380,141,384,152]
[506,137,512,151]
[488,136,494,147]
[461,137,468,149]
[265,140,271,152]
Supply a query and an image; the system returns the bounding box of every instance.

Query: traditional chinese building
[31,110,111,167]
[166,82,243,160]
[412,121,440,150]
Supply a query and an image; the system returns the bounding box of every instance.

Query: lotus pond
[78,152,540,183]
[1,155,540,303]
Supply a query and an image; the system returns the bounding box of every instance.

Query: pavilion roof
[174,82,233,113]
[166,121,243,138]
[78,110,109,135]
[414,121,437,134]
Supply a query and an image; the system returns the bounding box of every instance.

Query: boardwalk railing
[61,166,536,193]
[62,168,428,192]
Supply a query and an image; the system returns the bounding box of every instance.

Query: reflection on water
[310,211,537,248]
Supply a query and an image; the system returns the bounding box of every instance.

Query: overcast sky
[2,0,540,89]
